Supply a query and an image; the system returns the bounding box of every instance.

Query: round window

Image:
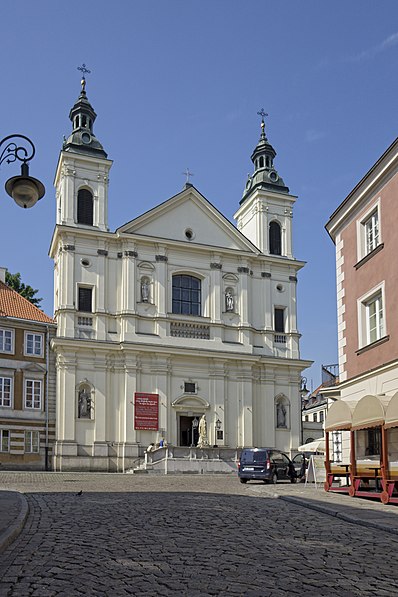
[184,228,195,241]
[81,258,91,267]
[276,284,284,292]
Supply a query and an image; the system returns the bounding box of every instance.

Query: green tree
[5,271,42,307]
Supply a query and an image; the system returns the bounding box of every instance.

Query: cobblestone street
[1,473,398,596]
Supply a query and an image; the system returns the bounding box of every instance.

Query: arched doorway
[172,395,209,447]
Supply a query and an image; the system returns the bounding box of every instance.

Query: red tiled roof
[0,281,54,324]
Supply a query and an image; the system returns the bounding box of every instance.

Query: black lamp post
[1,134,45,208]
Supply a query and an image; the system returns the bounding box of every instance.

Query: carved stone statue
[197,414,209,447]
[78,389,91,419]
[141,279,150,302]
[277,402,287,428]
[225,291,234,312]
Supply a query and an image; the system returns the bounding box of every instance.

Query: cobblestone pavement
[1,473,398,596]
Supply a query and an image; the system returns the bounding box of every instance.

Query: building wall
[337,159,398,380]
[0,320,56,470]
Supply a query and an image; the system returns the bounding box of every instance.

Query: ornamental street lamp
[300,376,309,398]
[1,134,45,208]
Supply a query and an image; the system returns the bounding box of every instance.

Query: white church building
[49,79,311,471]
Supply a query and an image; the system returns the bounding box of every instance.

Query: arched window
[172,275,201,316]
[269,221,281,255]
[259,156,264,168]
[77,189,93,226]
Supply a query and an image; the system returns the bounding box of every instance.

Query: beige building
[0,267,56,470]
[50,80,311,471]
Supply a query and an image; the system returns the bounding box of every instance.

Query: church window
[269,221,282,255]
[172,275,201,316]
[82,116,87,128]
[274,308,285,333]
[266,157,270,168]
[77,189,93,226]
[259,156,264,168]
[78,287,93,313]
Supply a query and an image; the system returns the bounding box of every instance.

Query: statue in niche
[141,279,150,302]
[197,414,209,448]
[276,402,287,428]
[225,291,234,312]
[78,389,92,419]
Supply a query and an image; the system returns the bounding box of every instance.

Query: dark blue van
[238,447,297,484]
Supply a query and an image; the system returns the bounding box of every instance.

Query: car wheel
[239,478,247,484]
[272,472,278,485]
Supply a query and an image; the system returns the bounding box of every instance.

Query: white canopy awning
[325,399,357,432]
[298,438,325,453]
[384,392,398,429]
[351,394,392,430]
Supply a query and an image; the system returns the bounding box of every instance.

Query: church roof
[241,112,289,204]
[0,281,54,324]
[62,74,107,158]
[116,184,261,254]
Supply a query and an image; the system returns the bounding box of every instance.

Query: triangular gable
[116,186,259,253]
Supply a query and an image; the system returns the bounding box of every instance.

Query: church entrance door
[179,415,200,447]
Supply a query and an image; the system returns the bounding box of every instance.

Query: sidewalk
[0,491,29,553]
[260,482,398,536]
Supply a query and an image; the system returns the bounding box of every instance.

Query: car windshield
[241,450,268,463]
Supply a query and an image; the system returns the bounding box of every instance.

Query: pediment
[22,363,46,373]
[117,186,258,253]
[172,395,210,412]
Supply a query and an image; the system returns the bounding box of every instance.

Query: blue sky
[1,1,397,388]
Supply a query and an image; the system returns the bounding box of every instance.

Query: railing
[76,314,94,339]
[78,316,93,326]
[274,333,287,344]
[170,321,210,339]
[322,364,339,386]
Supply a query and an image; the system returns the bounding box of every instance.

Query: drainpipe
[45,324,50,470]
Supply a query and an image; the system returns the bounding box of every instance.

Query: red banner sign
[134,393,159,430]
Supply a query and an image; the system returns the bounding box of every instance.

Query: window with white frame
[0,377,12,407]
[25,379,42,409]
[25,332,44,357]
[25,430,40,453]
[364,210,379,255]
[0,429,10,452]
[358,284,386,348]
[365,292,384,345]
[357,204,381,261]
[0,328,13,353]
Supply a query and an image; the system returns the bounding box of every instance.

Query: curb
[278,494,398,537]
[0,493,29,553]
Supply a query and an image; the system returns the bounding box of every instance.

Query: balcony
[75,314,95,339]
[274,333,287,345]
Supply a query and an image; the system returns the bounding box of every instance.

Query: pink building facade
[324,137,398,465]
[327,137,398,386]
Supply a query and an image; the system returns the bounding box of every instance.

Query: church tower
[54,72,112,231]
[234,111,296,258]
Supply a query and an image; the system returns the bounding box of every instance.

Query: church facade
[49,79,311,471]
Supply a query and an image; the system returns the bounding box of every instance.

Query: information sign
[134,393,159,430]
